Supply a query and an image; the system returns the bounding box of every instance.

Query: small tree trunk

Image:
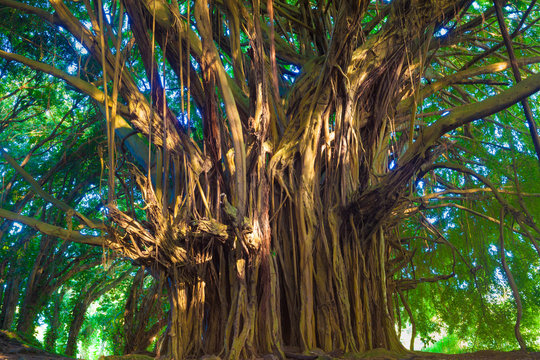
[16,299,38,336]
[0,260,6,307]
[65,300,87,357]
[45,291,63,352]
[124,269,165,354]
[0,274,19,330]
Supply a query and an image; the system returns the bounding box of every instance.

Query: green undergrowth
[423,335,468,354]
[99,355,154,360]
[2,329,42,348]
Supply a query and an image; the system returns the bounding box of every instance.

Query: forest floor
[2,331,540,360]
[0,330,73,360]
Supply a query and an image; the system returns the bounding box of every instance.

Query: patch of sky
[137,76,151,93]
[289,65,300,74]
[494,267,505,283]
[80,228,101,236]
[0,33,12,52]
[459,172,467,186]
[79,192,100,208]
[8,222,23,236]
[416,180,425,192]
[178,108,202,127]
[470,161,487,176]
[81,20,92,29]
[435,28,448,37]
[190,55,200,71]
[67,63,78,75]
[485,143,497,156]
[35,314,47,343]
[442,209,451,219]
[507,12,519,20]
[389,159,396,170]
[494,126,503,138]
[224,63,233,77]
[488,244,498,255]
[101,206,109,216]
[178,112,189,126]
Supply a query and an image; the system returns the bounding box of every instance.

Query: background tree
[64,263,131,356]
[122,268,167,355]
[0,0,539,359]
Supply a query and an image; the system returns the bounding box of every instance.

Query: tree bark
[123,269,166,354]
[0,270,19,330]
[45,291,63,352]
[65,300,86,357]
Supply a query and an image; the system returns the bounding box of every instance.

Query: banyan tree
[1,0,539,358]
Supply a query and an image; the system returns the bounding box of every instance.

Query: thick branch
[499,208,527,350]
[0,148,104,230]
[0,208,105,246]
[402,70,540,164]
[494,0,540,164]
[0,50,128,114]
[398,57,540,113]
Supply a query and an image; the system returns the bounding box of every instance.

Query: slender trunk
[499,208,527,350]
[16,237,53,336]
[65,300,87,357]
[0,260,5,308]
[124,269,165,354]
[45,291,63,352]
[0,274,19,330]
[16,295,40,335]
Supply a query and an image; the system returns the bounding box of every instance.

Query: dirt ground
[2,331,540,360]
